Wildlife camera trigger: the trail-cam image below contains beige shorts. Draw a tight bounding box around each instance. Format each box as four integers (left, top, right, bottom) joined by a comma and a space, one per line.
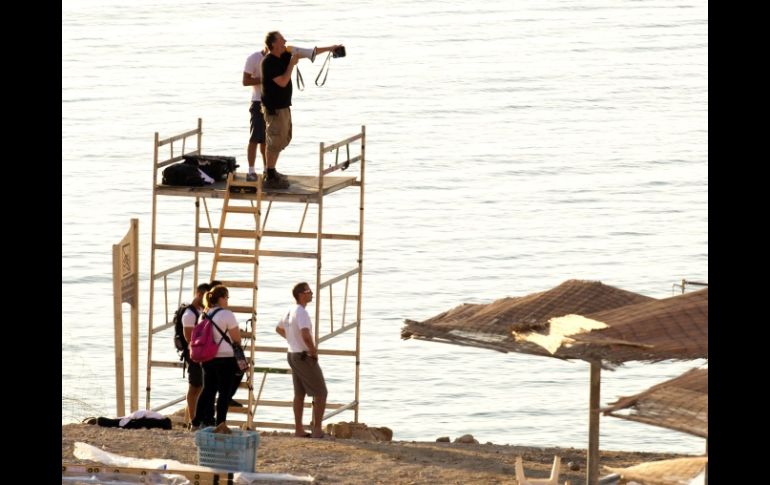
263, 107, 292, 152
287, 352, 327, 398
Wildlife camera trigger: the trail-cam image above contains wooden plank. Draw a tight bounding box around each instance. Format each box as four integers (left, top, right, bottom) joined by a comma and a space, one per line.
150, 360, 183, 368
62, 463, 234, 485
259, 249, 318, 259
155, 153, 197, 169
319, 268, 360, 289
318, 321, 359, 344
220, 228, 260, 238
234, 399, 348, 409
112, 244, 125, 417
322, 155, 362, 175
253, 346, 356, 356
228, 305, 255, 314
154, 174, 357, 202
322, 400, 358, 421
322, 133, 363, 153
216, 255, 257, 264
263, 230, 360, 241
157, 127, 202, 146
225, 205, 260, 214
153, 245, 315, 259
217, 280, 255, 289
251, 367, 291, 374
354, 124, 366, 422
151, 259, 196, 279
150, 321, 174, 334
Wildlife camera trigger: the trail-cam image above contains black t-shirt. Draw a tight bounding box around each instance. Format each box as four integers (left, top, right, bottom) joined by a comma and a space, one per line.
260, 52, 293, 111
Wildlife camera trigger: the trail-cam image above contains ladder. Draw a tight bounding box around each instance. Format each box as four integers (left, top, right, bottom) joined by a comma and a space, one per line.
209, 172, 262, 429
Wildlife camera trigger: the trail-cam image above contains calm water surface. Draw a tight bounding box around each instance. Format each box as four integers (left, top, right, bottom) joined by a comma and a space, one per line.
62, 0, 707, 454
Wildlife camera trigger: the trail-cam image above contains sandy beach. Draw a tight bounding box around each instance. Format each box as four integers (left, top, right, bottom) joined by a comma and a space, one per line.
62, 423, 691, 484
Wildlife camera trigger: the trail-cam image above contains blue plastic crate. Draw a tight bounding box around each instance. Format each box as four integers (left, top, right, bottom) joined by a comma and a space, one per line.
194, 427, 260, 472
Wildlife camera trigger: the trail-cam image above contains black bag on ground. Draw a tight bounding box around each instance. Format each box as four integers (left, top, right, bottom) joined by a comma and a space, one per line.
183, 154, 238, 181
162, 162, 205, 186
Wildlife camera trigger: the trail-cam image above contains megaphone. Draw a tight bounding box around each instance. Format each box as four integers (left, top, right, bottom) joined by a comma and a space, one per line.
286, 45, 317, 62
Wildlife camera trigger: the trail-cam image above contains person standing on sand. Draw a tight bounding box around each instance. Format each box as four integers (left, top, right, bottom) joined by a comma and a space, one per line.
275, 282, 328, 438
190, 285, 241, 429
182, 282, 211, 424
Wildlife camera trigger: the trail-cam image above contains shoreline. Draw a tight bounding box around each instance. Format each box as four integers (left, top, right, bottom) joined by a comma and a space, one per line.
62, 423, 692, 484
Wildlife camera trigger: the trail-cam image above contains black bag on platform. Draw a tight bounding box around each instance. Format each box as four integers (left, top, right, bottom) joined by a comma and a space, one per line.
162, 162, 205, 186
183, 155, 238, 181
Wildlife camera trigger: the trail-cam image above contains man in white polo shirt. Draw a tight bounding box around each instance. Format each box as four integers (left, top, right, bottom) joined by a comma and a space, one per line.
276, 281, 328, 438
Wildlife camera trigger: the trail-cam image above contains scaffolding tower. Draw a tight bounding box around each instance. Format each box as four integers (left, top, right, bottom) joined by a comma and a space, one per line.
145, 118, 365, 430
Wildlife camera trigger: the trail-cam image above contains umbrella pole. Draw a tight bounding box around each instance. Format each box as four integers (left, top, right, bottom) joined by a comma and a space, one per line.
587, 360, 601, 485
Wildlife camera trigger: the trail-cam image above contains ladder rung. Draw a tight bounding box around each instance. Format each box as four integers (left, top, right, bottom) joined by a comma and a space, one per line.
225, 206, 260, 214
218, 280, 255, 289
220, 229, 260, 238
229, 177, 261, 186
216, 255, 257, 264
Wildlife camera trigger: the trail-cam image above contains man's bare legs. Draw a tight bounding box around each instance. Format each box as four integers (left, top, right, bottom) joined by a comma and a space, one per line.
247, 142, 267, 180
186, 385, 202, 425
293, 393, 306, 437
311, 395, 326, 438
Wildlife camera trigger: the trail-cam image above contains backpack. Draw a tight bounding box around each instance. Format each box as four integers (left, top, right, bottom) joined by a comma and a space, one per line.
172, 304, 199, 362
162, 162, 205, 186
183, 154, 238, 181
189, 308, 225, 363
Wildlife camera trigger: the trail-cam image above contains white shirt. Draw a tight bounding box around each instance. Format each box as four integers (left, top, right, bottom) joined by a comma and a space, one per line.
278, 304, 313, 353
181, 306, 199, 329
206, 307, 240, 357
243, 50, 265, 102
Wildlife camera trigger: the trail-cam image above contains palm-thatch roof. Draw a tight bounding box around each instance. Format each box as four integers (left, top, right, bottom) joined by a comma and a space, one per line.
603, 367, 707, 438
556, 288, 708, 363
402, 279, 653, 356
603, 456, 707, 485
403, 282, 707, 365
401, 280, 708, 484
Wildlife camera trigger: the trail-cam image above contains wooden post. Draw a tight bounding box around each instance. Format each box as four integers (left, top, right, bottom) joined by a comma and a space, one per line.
146, 132, 160, 410
112, 243, 126, 417
113, 218, 139, 416
129, 219, 139, 412
587, 361, 601, 485
354, 125, 365, 422
315, 142, 324, 344
704, 436, 708, 485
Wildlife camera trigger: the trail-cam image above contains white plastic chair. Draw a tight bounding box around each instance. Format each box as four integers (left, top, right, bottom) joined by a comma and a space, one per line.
515, 455, 569, 485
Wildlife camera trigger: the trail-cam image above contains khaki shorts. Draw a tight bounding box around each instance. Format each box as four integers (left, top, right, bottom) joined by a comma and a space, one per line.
263, 107, 292, 152
287, 352, 327, 398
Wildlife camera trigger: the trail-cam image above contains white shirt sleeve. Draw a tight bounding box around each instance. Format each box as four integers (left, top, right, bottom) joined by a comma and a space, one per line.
181, 308, 198, 328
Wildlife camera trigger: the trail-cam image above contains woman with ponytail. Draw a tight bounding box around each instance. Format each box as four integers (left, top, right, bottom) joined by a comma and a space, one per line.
190, 285, 241, 429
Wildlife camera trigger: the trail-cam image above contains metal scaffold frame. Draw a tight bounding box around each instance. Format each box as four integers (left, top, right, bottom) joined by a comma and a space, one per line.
144, 118, 365, 430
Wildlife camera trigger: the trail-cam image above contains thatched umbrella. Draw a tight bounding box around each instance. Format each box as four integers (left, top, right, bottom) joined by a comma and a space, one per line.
402, 282, 708, 485
601, 368, 707, 485
603, 367, 707, 439
603, 456, 707, 485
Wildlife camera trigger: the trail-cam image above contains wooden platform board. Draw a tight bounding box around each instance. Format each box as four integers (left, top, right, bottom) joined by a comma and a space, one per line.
155, 173, 358, 203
